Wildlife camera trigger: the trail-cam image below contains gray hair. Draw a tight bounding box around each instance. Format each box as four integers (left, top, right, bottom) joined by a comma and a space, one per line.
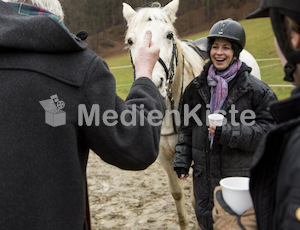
3, 0, 64, 20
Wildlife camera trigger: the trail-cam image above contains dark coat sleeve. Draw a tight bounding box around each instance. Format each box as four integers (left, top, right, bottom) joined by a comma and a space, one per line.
173, 83, 195, 170
274, 126, 300, 229
81, 57, 166, 170
218, 78, 278, 152
250, 119, 300, 230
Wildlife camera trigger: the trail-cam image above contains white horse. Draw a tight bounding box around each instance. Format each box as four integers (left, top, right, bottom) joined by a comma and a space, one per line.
123, 0, 261, 229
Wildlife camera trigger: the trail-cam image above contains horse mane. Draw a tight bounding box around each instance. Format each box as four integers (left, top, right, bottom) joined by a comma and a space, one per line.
169, 40, 204, 109
129, 3, 177, 30
180, 42, 204, 78
150, 2, 161, 8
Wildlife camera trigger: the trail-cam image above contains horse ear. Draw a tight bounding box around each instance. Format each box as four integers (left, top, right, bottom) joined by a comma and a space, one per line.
123, 2, 137, 25
163, 0, 179, 23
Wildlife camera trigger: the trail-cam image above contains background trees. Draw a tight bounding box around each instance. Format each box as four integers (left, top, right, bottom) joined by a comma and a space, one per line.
60, 0, 259, 56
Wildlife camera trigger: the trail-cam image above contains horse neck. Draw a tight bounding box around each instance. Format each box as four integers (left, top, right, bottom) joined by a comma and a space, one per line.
168, 43, 183, 110
169, 40, 204, 110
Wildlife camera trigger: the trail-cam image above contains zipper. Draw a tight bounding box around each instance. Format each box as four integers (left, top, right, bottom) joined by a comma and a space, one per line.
205, 148, 211, 192
197, 89, 209, 105
198, 88, 212, 200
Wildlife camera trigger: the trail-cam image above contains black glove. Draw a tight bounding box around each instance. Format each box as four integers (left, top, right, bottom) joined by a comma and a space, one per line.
214, 126, 222, 141
174, 167, 189, 178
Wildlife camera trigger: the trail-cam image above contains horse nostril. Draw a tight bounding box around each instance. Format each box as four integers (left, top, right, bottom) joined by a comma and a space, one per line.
127, 39, 133, 46
167, 32, 174, 40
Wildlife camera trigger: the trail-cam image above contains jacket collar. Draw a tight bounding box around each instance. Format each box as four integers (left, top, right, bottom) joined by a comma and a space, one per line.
0, 1, 86, 53
270, 85, 300, 123
7, 2, 67, 30
196, 61, 253, 110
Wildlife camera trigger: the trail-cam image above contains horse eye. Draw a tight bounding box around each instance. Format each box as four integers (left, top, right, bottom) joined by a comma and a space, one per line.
167, 32, 174, 40
148, 17, 152, 21
127, 39, 133, 46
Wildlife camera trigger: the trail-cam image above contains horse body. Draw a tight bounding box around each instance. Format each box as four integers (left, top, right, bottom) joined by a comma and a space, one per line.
240, 49, 261, 79
123, 1, 261, 229
124, 1, 203, 228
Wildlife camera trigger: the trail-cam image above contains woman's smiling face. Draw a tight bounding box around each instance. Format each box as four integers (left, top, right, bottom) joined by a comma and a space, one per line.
210, 38, 235, 71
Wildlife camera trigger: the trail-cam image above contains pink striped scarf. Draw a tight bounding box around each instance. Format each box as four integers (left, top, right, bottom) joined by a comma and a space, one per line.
207, 60, 242, 113
207, 60, 242, 149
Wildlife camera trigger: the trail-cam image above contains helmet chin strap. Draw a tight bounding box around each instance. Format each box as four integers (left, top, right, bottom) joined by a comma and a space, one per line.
284, 62, 296, 82
283, 49, 300, 82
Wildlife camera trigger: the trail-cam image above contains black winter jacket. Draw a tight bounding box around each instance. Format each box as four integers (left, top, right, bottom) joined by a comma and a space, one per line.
250, 85, 300, 230
174, 61, 277, 229
0, 2, 165, 230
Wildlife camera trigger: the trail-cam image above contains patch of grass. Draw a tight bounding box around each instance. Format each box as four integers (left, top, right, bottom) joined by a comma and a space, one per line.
105, 53, 133, 99
106, 18, 294, 100
106, 53, 131, 67
271, 87, 294, 100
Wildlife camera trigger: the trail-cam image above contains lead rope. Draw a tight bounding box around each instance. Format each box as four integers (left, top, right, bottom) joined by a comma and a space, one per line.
165, 39, 179, 134
129, 50, 136, 80
177, 55, 185, 128
161, 53, 185, 136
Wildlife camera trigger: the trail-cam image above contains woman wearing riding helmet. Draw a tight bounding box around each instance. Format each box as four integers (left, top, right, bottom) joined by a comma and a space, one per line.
173, 18, 277, 230
247, 0, 300, 229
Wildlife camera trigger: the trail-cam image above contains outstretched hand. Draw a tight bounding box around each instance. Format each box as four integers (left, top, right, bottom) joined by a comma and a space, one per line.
135, 30, 160, 80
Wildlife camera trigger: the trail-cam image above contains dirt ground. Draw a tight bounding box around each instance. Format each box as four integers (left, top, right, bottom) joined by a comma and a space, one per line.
87, 151, 199, 230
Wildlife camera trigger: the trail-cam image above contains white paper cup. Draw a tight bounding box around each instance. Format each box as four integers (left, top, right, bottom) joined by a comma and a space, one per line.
220, 177, 253, 215
208, 113, 224, 126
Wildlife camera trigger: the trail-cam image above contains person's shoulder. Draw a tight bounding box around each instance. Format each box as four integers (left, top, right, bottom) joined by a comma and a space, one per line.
281, 122, 300, 166
245, 71, 273, 93
187, 60, 211, 89
237, 66, 277, 101
77, 48, 110, 72
184, 78, 197, 94
248, 74, 268, 87
76, 47, 99, 62
182, 78, 200, 104
52, 47, 109, 88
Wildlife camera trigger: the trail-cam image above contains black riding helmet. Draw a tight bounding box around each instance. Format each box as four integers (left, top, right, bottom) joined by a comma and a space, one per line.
246, 0, 300, 82
207, 18, 245, 60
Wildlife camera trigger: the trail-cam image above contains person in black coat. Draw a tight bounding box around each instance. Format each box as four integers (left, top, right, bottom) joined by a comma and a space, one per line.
0, 1, 165, 230
246, 0, 300, 229
173, 19, 277, 230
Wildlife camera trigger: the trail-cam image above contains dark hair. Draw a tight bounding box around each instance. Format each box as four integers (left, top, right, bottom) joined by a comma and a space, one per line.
207, 38, 243, 59
285, 16, 300, 34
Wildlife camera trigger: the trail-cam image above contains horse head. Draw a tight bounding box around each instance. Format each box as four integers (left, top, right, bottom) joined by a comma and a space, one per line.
123, 0, 181, 98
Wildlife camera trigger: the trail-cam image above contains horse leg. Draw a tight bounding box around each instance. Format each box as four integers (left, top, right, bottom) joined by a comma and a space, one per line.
158, 151, 189, 230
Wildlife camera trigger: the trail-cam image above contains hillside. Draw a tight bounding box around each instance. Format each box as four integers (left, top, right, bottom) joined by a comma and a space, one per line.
83, 1, 259, 58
